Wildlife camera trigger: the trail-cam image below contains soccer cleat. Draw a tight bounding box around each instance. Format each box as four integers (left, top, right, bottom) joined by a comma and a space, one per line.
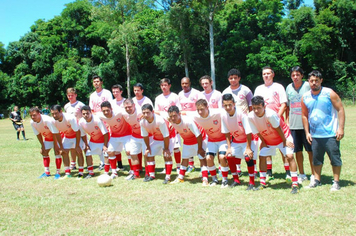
61, 174, 72, 179
38, 173, 50, 178
209, 179, 219, 186
125, 174, 134, 180
202, 180, 209, 186
143, 176, 155, 182
98, 163, 105, 170
77, 174, 84, 179
266, 174, 274, 182
159, 168, 166, 174
253, 184, 267, 191
116, 167, 126, 172
229, 181, 240, 188
221, 180, 229, 188
246, 184, 254, 191
162, 178, 171, 184
171, 178, 184, 184
291, 185, 299, 194
54, 173, 61, 180
186, 166, 195, 174
285, 174, 292, 184
111, 173, 118, 179
85, 174, 94, 179
237, 171, 243, 177
330, 181, 341, 191
298, 175, 308, 184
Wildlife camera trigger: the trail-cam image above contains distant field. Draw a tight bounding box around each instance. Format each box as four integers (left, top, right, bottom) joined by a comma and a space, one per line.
1, 107, 355, 235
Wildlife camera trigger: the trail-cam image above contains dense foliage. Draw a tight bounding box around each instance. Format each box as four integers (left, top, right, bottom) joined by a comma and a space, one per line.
1, 0, 355, 111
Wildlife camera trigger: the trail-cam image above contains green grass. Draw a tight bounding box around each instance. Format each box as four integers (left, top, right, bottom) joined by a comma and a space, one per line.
1, 108, 356, 235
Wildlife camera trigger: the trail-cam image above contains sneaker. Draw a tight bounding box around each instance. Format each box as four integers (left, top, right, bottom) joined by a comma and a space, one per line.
143, 176, 155, 182
253, 184, 267, 191
98, 163, 105, 170
116, 167, 126, 172
209, 179, 219, 186
202, 180, 209, 186
85, 174, 94, 179
126, 174, 138, 181
286, 174, 292, 184
237, 171, 243, 177
162, 178, 171, 184
186, 166, 195, 174
159, 168, 166, 174
246, 184, 254, 191
61, 174, 72, 179
291, 185, 299, 194
308, 179, 321, 188
38, 173, 50, 178
54, 173, 61, 180
111, 173, 118, 179
229, 181, 240, 188
171, 178, 184, 184
77, 174, 84, 179
330, 181, 340, 191
221, 180, 229, 188
298, 174, 308, 184
266, 174, 274, 182
125, 173, 134, 180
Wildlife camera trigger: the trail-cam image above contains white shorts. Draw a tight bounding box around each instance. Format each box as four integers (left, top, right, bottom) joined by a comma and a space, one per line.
107, 135, 131, 152
259, 136, 294, 157
181, 139, 208, 160
206, 140, 227, 155
174, 134, 181, 149
86, 142, 104, 156
62, 137, 84, 150
127, 137, 146, 155
44, 141, 54, 150
147, 138, 174, 157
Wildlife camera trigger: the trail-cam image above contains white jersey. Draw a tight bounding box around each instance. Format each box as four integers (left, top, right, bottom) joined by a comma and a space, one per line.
178, 88, 204, 111
31, 115, 59, 141
89, 89, 113, 113
154, 92, 181, 112
64, 101, 85, 120
201, 90, 222, 109
254, 82, 287, 114
133, 96, 153, 108
222, 85, 253, 114
110, 98, 126, 109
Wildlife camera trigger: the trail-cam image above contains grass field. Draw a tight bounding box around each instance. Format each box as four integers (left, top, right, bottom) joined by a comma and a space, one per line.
1, 107, 356, 235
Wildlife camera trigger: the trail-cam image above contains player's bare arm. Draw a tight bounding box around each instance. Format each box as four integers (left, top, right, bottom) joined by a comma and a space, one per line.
301, 97, 312, 144
330, 91, 345, 141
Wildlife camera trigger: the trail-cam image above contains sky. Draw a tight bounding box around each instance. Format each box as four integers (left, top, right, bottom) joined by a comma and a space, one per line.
0, 0, 315, 49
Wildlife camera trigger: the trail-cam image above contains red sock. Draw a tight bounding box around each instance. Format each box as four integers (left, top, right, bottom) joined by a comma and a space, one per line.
43, 156, 50, 175
55, 157, 62, 170
132, 164, 140, 177
267, 160, 272, 171
179, 166, 187, 177
145, 165, 149, 176
174, 151, 181, 164
138, 153, 143, 170
260, 171, 266, 185
104, 163, 110, 173
201, 167, 208, 179
116, 153, 122, 162
284, 163, 290, 171
109, 158, 117, 170
227, 156, 237, 173
128, 158, 133, 170
165, 162, 173, 175
147, 162, 155, 177
188, 157, 194, 167
88, 166, 94, 174
248, 165, 255, 185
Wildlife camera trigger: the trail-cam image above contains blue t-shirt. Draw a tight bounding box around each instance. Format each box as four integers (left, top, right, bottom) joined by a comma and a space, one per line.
302, 87, 338, 138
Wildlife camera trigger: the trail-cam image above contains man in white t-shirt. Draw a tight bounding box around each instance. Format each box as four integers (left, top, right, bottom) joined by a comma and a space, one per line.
254, 66, 290, 181
286, 66, 314, 185
111, 84, 126, 109
132, 83, 153, 108
89, 75, 113, 114
199, 75, 222, 109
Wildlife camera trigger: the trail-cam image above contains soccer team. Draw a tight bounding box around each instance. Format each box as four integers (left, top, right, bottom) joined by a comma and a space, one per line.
28, 66, 345, 193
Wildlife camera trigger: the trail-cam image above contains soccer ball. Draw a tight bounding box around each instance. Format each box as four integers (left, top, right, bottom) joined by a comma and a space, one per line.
97, 174, 112, 187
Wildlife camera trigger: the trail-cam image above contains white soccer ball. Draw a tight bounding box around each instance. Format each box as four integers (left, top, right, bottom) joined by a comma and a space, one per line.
97, 174, 112, 187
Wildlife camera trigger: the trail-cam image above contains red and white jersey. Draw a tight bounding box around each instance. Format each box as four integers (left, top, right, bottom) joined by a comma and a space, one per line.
187, 109, 226, 142
78, 115, 108, 143
53, 113, 79, 139
254, 82, 287, 114
246, 108, 290, 146
170, 116, 206, 145
96, 109, 132, 138
221, 109, 248, 143
201, 90, 222, 109
133, 96, 153, 108
31, 115, 58, 141
178, 88, 204, 111
154, 92, 181, 112
122, 107, 143, 139
110, 98, 126, 109
64, 101, 85, 120
223, 85, 253, 114
140, 114, 170, 141
89, 89, 113, 113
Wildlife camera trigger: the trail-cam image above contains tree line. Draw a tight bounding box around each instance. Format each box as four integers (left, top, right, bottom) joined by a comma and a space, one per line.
0, 0, 355, 111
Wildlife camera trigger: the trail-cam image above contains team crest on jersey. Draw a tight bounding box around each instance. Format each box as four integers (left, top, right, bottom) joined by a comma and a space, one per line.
273, 92, 277, 96
239, 94, 245, 99
213, 120, 218, 125
183, 129, 188, 133
117, 118, 121, 122
211, 99, 215, 103
95, 126, 99, 130
238, 121, 243, 127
